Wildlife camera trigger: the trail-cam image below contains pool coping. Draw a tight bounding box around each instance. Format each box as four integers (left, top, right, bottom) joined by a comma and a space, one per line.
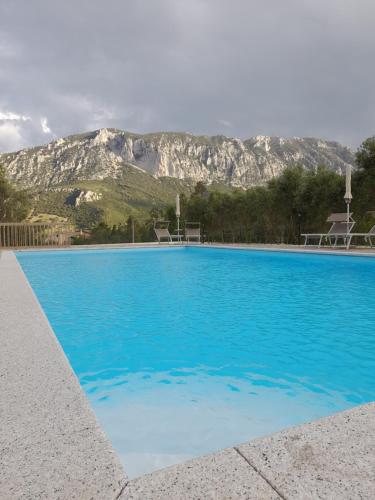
2, 246, 375, 498
14, 241, 375, 258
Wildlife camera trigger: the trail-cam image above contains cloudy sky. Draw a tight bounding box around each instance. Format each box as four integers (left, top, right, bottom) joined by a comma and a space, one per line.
0, 0, 374, 152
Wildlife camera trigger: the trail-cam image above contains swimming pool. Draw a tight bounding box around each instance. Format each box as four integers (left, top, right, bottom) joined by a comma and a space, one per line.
17, 247, 375, 478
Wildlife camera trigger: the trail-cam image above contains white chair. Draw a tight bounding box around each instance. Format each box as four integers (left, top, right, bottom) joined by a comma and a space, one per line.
154, 221, 182, 244
302, 213, 355, 249
351, 224, 375, 248
185, 222, 201, 243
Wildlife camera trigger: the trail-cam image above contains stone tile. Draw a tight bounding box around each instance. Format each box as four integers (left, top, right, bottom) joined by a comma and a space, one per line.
238, 402, 375, 500
0, 427, 126, 500
0, 378, 99, 452
121, 448, 281, 500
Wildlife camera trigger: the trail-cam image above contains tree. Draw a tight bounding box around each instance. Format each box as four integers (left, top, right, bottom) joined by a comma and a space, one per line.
0, 165, 30, 222
301, 166, 344, 232
267, 165, 306, 243
353, 137, 375, 219
356, 137, 375, 177
193, 181, 208, 196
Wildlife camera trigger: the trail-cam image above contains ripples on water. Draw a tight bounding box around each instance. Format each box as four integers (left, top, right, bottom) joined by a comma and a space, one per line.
18, 247, 375, 477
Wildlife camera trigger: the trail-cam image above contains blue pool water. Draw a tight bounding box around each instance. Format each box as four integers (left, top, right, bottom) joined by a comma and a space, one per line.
17, 247, 375, 477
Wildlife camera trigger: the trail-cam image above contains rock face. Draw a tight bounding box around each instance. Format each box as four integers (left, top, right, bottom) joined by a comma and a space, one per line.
0, 128, 355, 189
65, 189, 102, 207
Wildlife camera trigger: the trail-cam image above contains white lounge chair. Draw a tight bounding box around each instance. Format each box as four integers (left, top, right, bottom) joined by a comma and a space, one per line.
302, 213, 355, 248
154, 221, 182, 244
364, 225, 375, 247
154, 227, 172, 243
185, 222, 201, 243
350, 224, 375, 248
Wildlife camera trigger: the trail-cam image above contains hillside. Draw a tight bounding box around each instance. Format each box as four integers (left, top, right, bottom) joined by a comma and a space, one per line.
31, 165, 194, 227
0, 128, 355, 227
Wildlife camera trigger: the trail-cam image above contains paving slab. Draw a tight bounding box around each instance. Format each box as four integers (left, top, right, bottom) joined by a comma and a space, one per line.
0, 251, 127, 498
1, 426, 125, 500
237, 402, 375, 500
0, 308, 100, 450
121, 448, 281, 500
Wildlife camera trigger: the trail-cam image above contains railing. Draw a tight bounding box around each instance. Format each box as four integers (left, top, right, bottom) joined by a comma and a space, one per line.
0, 223, 73, 248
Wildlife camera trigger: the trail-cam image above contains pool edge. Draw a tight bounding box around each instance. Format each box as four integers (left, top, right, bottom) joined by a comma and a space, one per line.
14, 241, 375, 258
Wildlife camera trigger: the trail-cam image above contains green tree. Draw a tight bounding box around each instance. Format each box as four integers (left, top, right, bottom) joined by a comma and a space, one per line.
301, 166, 344, 232
193, 181, 208, 196
267, 165, 306, 243
353, 137, 375, 220
243, 187, 274, 242
356, 137, 375, 176
0, 165, 30, 222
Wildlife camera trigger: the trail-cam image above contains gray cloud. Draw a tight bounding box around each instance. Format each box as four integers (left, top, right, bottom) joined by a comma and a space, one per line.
0, 0, 374, 152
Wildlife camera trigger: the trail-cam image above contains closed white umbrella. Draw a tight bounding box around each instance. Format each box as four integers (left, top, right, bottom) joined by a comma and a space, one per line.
344, 165, 352, 202
176, 194, 180, 217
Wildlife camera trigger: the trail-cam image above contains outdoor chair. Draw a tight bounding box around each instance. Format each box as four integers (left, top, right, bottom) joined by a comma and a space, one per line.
302, 213, 355, 248
185, 222, 201, 243
350, 224, 375, 248
154, 221, 183, 244
364, 224, 375, 247
154, 227, 172, 243
325, 221, 356, 248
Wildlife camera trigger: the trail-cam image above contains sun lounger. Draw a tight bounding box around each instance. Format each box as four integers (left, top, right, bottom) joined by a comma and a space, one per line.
154, 227, 172, 243
364, 224, 375, 247
350, 224, 375, 248
185, 223, 201, 243
302, 213, 355, 248
325, 221, 356, 248
154, 221, 183, 243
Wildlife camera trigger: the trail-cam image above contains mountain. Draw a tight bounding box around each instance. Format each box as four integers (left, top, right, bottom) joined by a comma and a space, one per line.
0, 128, 355, 226
0, 128, 355, 189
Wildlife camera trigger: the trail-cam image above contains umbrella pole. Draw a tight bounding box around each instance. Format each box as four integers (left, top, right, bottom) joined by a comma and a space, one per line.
175, 193, 181, 242
345, 199, 351, 249
346, 200, 350, 232
344, 165, 352, 250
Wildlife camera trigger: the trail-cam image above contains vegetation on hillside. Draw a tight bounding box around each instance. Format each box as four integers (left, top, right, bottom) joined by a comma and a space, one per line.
34, 166, 194, 228
0, 165, 30, 222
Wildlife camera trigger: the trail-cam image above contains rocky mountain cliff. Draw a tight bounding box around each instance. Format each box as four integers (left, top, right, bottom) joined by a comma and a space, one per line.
0, 128, 355, 189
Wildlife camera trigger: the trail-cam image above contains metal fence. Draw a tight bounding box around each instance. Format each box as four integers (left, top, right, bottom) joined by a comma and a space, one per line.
0, 223, 72, 248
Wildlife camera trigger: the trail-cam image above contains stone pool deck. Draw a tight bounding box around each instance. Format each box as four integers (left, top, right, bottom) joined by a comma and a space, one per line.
1, 246, 375, 499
